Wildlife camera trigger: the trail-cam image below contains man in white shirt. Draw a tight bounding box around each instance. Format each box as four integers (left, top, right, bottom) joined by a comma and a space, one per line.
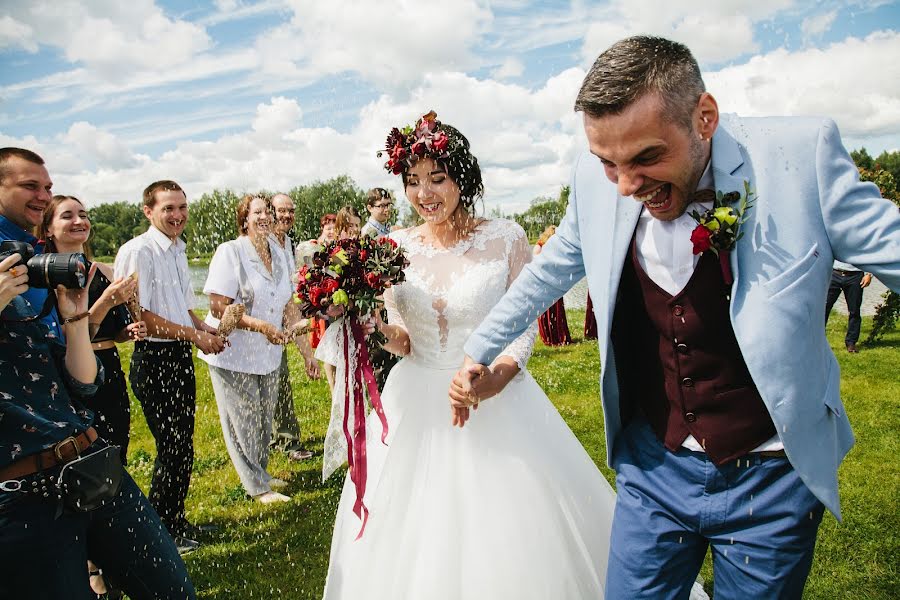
459, 35, 900, 598
114, 180, 224, 552
270, 193, 318, 460
360, 188, 393, 238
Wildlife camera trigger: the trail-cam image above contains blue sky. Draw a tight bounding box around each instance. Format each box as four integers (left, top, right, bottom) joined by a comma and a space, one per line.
2, 0, 899, 212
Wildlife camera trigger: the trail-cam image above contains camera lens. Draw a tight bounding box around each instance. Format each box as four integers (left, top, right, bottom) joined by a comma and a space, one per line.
25, 252, 88, 289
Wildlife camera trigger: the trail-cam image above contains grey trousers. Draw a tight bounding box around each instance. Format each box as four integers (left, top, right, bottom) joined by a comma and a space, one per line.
271, 352, 303, 449
208, 364, 279, 497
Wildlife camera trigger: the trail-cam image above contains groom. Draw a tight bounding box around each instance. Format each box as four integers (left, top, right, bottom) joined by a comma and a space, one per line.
454, 36, 900, 598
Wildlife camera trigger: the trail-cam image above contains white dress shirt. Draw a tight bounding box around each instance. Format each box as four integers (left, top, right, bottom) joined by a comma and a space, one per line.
198, 236, 293, 375
114, 225, 196, 342
634, 162, 783, 453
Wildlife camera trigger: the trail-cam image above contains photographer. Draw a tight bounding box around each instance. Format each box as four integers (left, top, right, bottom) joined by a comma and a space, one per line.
0, 147, 63, 338
0, 148, 196, 599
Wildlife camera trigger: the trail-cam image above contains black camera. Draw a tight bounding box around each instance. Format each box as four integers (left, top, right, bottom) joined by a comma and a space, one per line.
0, 240, 88, 289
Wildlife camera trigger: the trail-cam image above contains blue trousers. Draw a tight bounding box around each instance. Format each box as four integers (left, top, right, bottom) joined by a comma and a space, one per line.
0, 467, 196, 599
606, 420, 824, 599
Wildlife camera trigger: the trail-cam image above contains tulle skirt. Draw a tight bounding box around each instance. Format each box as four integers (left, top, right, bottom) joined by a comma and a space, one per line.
322, 357, 616, 599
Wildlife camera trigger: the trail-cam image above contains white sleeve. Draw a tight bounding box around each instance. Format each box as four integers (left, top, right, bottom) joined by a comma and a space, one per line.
495, 225, 537, 370
114, 242, 154, 311
383, 285, 406, 331
203, 242, 239, 300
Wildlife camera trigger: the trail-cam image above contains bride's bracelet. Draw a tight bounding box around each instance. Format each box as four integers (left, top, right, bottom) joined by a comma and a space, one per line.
61, 311, 90, 325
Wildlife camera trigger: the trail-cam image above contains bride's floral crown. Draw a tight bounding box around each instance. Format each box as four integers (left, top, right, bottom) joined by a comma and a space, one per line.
378, 110, 457, 175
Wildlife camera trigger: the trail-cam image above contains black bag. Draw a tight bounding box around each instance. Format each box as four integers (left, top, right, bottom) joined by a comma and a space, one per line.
57, 445, 123, 512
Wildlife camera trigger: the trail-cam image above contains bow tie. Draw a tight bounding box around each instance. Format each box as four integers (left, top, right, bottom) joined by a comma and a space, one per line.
693, 189, 717, 204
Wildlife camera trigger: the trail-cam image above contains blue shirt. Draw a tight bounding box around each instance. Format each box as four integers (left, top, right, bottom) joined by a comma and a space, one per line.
0, 295, 101, 470
0, 214, 63, 339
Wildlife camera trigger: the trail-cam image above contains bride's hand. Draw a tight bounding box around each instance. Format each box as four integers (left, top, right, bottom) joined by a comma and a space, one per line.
449, 359, 489, 428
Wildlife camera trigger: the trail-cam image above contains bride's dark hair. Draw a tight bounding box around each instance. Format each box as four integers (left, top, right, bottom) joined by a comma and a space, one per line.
381, 111, 484, 217
412, 123, 484, 217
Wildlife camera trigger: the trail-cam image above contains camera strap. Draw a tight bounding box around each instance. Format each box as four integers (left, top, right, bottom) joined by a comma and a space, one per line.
1, 289, 57, 323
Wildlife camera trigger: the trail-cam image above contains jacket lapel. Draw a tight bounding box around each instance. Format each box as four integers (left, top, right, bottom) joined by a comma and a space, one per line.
711, 124, 750, 287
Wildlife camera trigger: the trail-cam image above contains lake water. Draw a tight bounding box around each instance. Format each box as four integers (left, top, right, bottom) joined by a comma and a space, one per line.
188, 265, 887, 316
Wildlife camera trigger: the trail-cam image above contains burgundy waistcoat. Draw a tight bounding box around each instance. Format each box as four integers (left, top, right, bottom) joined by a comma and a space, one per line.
610, 238, 775, 465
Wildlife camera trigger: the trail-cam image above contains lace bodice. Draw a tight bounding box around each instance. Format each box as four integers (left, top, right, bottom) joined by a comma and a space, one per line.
386, 219, 537, 369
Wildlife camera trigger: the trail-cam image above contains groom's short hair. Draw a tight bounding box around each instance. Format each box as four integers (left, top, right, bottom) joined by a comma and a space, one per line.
575, 35, 705, 130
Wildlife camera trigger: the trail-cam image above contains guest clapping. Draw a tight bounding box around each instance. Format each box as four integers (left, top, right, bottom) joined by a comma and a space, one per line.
198, 194, 298, 504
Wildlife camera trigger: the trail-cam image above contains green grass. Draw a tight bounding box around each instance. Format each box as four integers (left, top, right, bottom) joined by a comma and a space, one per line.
117, 310, 899, 598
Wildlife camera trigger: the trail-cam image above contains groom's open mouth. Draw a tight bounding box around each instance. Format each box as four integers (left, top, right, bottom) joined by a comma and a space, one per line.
634, 183, 672, 213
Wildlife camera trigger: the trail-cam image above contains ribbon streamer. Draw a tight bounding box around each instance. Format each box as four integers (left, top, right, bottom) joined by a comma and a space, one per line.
339, 318, 389, 539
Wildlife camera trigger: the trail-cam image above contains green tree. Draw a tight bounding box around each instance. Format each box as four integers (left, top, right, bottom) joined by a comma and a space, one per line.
511, 186, 570, 242
860, 166, 900, 344
850, 147, 875, 170
184, 189, 241, 256
288, 176, 367, 241
88, 201, 145, 259
873, 149, 900, 186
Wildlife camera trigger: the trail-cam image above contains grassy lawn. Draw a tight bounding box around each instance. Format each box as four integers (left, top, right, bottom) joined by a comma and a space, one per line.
117, 310, 899, 598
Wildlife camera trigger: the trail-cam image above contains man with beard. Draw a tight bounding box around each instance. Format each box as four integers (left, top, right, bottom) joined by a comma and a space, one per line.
457, 36, 900, 598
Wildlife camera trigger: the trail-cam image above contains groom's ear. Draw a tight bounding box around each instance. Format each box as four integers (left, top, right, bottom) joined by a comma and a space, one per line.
695, 92, 719, 142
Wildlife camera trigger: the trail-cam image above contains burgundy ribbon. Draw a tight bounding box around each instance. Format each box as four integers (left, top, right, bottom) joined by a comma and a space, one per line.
719, 250, 733, 286
342, 319, 390, 540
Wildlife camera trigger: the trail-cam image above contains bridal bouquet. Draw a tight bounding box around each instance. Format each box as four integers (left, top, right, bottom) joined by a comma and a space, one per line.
294, 235, 408, 538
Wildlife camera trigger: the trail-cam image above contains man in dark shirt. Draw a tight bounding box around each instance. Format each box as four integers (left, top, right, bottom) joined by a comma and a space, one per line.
0, 147, 196, 599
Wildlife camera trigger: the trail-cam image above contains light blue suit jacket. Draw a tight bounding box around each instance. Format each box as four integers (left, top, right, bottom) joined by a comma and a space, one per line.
465, 115, 900, 518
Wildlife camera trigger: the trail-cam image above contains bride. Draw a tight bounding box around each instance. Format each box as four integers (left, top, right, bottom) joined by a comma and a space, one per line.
322, 112, 701, 599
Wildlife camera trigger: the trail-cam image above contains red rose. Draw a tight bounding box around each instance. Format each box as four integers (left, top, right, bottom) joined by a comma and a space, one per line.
432, 131, 449, 152
690, 225, 712, 255
358, 249, 367, 261
309, 286, 323, 307
365, 272, 380, 287
391, 159, 404, 175
411, 139, 428, 156
385, 238, 398, 248
321, 278, 339, 293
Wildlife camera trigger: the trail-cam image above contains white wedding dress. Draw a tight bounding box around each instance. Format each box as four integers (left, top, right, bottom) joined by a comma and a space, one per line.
321, 219, 706, 599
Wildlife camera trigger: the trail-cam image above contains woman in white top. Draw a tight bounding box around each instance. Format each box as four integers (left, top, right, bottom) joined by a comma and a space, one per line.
198, 194, 296, 504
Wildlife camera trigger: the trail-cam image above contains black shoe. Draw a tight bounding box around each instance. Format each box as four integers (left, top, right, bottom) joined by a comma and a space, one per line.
846, 343, 859, 353
173, 535, 200, 555
179, 520, 220, 539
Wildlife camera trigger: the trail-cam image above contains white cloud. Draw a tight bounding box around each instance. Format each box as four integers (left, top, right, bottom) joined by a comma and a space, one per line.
706, 31, 900, 137
579, 0, 794, 66
5, 1, 211, 81
801, 11, 837, 39
267, 0, 493, 87
0, 15, 37, 52
493, 57, 525, 80
60, 122, 140, 170
252, 96, 303, 137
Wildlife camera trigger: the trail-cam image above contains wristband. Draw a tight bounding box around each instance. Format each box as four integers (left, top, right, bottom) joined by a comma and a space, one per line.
61, 311, 90, 325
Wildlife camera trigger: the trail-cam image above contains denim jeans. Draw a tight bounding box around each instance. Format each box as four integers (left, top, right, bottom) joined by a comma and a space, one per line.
606, 420, 824, 599
0, 466, 196, 599
825, 269, 864, 345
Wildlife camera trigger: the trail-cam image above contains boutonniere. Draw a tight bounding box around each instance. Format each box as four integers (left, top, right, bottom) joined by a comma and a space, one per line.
689, 180, 755, 285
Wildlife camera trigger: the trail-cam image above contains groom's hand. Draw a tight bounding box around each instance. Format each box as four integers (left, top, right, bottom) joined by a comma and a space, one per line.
449, 355, 486, 428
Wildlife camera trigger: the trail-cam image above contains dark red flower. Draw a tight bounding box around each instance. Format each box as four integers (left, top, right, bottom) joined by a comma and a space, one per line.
309, 286, 323, 307
321, 278, 339, 294
358, 249, 367, 261
690, 225, 712, 255
410, 139, 427, 156
365, 272, 380, 287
